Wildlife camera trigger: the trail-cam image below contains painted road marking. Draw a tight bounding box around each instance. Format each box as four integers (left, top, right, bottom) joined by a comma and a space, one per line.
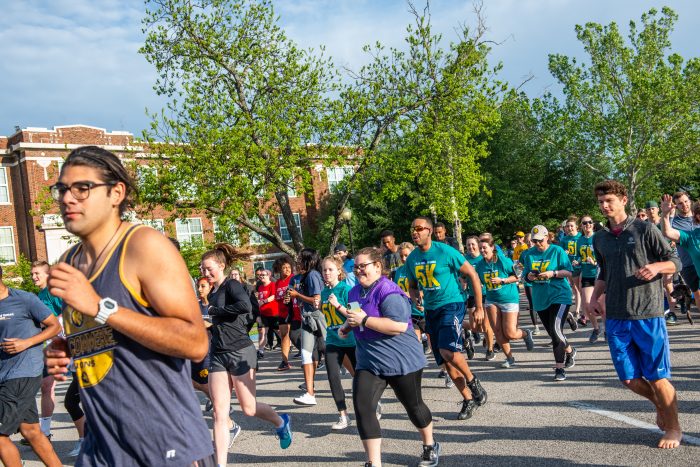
569, 401, 700, 446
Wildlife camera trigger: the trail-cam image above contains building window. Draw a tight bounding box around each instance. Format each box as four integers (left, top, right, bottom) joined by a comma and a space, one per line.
175, 218, 203, 244
248, 215, 271, 245
278, 213, 302, 242
213, 217, 240, 246
326, 166, 354, 192
253, 259, 276, 272
0, 227, 16, 264
0, 168, 9, 204
142, 218, 165, 233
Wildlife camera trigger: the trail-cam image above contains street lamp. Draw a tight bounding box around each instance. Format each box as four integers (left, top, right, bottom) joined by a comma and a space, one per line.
341, 207, 354, 254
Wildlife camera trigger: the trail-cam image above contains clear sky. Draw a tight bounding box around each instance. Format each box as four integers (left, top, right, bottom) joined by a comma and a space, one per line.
1, 0, 697, 137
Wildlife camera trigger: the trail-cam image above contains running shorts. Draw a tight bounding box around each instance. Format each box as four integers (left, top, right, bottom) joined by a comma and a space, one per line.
0, 375, 41, 435
210, 345, 258, 376
606, 317, 671, 381
425, 301, 465, 366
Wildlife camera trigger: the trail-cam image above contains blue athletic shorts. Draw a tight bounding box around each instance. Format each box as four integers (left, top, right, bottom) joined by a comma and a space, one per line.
425, 301, 465, 366
606, 317, 671, 381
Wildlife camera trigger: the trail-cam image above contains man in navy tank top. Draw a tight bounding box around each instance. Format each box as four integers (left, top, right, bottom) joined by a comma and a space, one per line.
44, 146, 215, 466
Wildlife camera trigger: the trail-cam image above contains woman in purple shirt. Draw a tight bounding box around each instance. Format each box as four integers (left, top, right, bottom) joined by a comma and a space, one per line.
341, 247, 439, 467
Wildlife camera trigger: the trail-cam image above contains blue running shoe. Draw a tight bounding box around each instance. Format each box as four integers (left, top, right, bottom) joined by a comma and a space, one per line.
276, 414, 292, 449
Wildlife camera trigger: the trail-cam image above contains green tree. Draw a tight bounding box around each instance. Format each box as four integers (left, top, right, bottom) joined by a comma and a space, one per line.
328, 3, 500, 253
2, 254, 40, 294
139, 0, 339, 258
545, 7, 700, 213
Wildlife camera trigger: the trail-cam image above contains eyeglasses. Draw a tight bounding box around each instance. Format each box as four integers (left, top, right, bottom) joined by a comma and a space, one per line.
411, 226, 431, 233
581, 221, 594, 225
50, 181, 114, 201
353, 261, 377, 272
533, 238, 545, 244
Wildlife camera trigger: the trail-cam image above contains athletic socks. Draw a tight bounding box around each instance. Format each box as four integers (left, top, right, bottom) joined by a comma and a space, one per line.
39, 416, 52, 436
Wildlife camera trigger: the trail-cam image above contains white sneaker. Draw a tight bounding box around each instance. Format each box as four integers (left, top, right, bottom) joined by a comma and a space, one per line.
228, 423, 242, 449
376, 401, 383, 420
293, 392, 317, 406
68, 439, 83, 457
331, 415, 350, 430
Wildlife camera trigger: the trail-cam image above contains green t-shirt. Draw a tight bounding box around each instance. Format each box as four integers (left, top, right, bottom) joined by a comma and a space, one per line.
394, 264, 424, 317
561, 233, 582, 269
38, 288, 63, 317
320, 281, 355, 348
405, 241, 467, 310
521, 244, 573, 311
464, 253, 484, 297
679, 229, 700, 277
576, 234, 598, 279
474, 252, 520, 304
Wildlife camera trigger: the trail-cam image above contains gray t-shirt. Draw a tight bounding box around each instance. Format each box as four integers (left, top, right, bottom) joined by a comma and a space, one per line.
671, 215, 699, 268
355, 294, 427, 376
593, 217, 681, 320
0, 288, 52, 382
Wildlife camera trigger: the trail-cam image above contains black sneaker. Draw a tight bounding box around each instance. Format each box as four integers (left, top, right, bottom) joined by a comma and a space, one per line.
257, 350, 264, 360
493, 342, 501, 353
20, 434, 52, 446
564, 347, 577, 368
466, 377, 487, 406
485, 350, 495, 361
437, 369, 447, 379
577, 316, 588, 327
523, 329, 534, 351
277, 361, 291, 371
457, 398, 478, 420
473, 332, 482, 345
317, 360, 325, 371
466, 337, 475, 360
419, 442, 441, 467
554, 368, 567, 381
666, 312, 678, 325
566, 312, 578, 331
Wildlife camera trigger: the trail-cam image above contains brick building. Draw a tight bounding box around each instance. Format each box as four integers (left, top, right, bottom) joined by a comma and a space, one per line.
0, 125, 353, 275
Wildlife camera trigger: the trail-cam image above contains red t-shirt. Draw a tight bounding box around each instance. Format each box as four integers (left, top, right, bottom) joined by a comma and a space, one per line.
275, 275, 292, 320
257, 282, 279, 318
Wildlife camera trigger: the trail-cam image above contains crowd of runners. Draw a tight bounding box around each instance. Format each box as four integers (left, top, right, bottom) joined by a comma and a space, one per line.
0, 146, 698, 466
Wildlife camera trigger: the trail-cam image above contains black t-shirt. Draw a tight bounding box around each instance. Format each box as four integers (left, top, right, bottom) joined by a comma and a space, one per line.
208, 278, 254, 353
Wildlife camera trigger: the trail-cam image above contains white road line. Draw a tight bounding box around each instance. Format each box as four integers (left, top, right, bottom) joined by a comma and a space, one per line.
569, 401, 700, 447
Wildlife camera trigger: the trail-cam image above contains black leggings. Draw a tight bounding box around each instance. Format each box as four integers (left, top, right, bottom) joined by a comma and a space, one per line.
325, 345, 356, 412
352, 368, 432, 440
536, 303, 571, 364
525, 287, 538, 327
64, 376, 83, 422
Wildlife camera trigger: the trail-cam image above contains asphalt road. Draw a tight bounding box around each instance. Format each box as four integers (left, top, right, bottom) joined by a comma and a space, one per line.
15, 304, 700, 466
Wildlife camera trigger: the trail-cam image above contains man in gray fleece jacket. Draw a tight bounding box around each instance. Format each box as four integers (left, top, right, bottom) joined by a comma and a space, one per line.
590, 180, 682, 450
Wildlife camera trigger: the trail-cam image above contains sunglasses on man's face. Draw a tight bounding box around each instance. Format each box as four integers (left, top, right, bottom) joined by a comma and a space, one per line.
411, 226, 431, 233
533, 238, 545, 244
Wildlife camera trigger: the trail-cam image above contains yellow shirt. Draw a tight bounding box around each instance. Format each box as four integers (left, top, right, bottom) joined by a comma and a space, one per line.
513, 243, 529, 261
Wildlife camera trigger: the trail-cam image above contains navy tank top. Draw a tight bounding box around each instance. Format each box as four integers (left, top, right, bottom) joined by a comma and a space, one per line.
63, 225, 212, 466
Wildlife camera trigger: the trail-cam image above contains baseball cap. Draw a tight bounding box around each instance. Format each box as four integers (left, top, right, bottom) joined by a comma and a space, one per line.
644, 201, 658, 209
530, 225, 548, 241
515, 231, 525, 238
334, 243, 348, 253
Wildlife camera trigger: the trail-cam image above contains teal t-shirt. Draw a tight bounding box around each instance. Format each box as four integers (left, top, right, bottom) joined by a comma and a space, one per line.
474, 252, 520, 304
561, 233, 582, 268
464, 253, 484, 297
405, 241, 466, 310
320, 282, 355, 348
521, 244, 573, 311
394, 264, 424, 317
679, 229, 700, 277
576, 234, 598, 279
38, 288, 63, 317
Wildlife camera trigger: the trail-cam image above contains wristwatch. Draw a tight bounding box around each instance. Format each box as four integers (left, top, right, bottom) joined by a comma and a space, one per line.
95, 297, 119, 325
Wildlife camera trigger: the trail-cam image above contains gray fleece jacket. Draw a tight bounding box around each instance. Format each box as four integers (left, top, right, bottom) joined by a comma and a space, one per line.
593, 216, 681, 320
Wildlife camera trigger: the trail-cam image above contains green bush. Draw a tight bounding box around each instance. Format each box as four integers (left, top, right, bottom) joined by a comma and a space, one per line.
2, 254, 40, 293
